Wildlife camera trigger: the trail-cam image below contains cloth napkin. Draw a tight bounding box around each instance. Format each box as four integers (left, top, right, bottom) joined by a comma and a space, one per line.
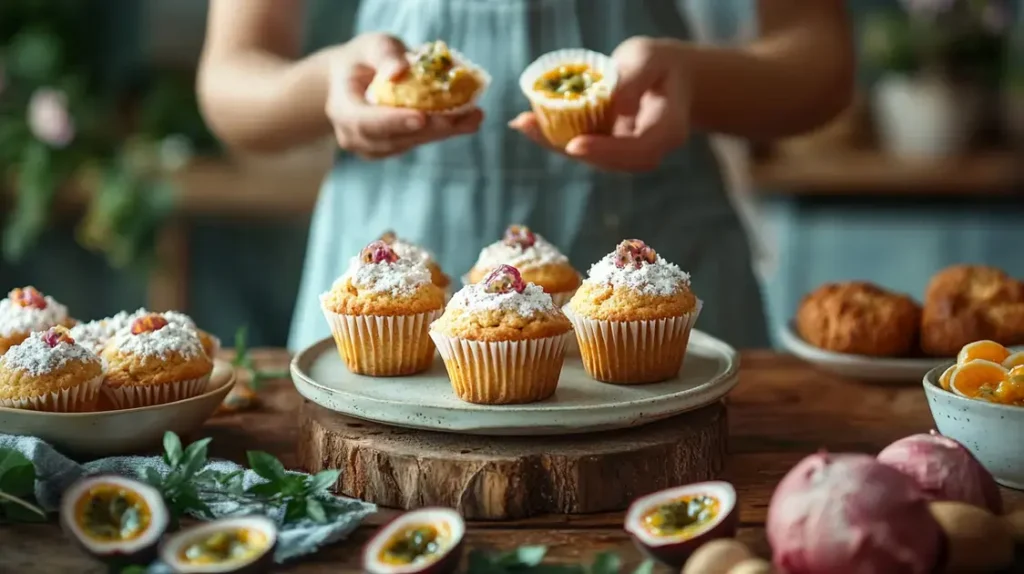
0, 433, 376, 566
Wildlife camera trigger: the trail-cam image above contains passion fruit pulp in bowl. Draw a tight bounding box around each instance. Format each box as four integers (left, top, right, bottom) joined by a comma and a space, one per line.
159, 515, 278, 574
363, 507, 466, 574
60, 474, 170, 567
624, 481, 738, 568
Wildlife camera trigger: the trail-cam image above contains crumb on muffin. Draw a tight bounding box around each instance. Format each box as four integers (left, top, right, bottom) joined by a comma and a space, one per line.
796, 281, 921, 357
321, 240, 445, 316
102, 314, 212, 389
0, 327, 102, 403
467, 225, 580, 294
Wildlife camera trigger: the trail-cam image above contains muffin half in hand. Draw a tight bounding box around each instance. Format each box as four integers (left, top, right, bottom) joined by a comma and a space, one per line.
921, 265, 1024, 356
101, 313, 214, 409
431, 265, 572, 404
565, 240, 701, 384
367, 40, 489, 114
321, 240, 446, 376
0, 327, 103, 412
466, 225, 581, 306
0, 286, 73, 356
796, 281, 921, 357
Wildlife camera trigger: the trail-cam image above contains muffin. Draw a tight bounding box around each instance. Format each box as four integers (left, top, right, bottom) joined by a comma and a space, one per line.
367, 40, 489, 114
0, 287, 73, 356
921, 265, 1024, 356
0, 327, 103, 412
466, 225, 581, 306
320, 240, 446, 376
70, 309, 220, 358
796, 282, 921, 357
430, 264, 572, 404
565, 240, 701, 384
379, 230, 452, 293
519, 49, 618, 147
101, 313, 214, 409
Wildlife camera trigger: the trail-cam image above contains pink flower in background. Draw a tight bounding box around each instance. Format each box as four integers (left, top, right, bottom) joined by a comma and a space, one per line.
28, 88, 75, 148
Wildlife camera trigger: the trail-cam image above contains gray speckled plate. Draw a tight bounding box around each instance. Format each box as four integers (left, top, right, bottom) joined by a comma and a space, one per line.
290, 329, 739, 436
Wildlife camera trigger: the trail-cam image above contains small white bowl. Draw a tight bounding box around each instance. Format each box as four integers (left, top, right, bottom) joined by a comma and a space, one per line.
0, 359, 235, 458
923, 363, 1024, 490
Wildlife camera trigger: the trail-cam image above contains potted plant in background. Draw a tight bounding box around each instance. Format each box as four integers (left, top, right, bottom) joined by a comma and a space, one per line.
862, 0, 1010, 159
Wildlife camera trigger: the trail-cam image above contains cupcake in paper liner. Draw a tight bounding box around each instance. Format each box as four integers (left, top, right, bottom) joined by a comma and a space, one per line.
465, 224, 581, 306
320, 239, 446, 376
565, 239, 701, 384
366, 40, 490, 116
0, 326, 104, 412
430, 264, 572, 405
0, 286, 74, 356
100, 313, 214, 409
519, 49, 618, 148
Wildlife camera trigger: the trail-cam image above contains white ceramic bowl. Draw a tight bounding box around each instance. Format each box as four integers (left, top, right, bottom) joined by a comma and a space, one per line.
0, 359, 235, 458
923, 363, 1024, 490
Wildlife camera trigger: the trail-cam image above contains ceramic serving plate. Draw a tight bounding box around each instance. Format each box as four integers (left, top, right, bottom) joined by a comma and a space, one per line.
291, 329, 739, 436
923, 364, 1024, 490
0, 359, 234, 458
778, 321, 948, 384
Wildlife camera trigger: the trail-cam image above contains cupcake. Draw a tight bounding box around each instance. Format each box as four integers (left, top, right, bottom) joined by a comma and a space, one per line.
0, 287, 73, 356
71, 309, 220, 358
466, 225, 581, 307
320, 240, 446, 376
565, 240, 702, 384
519, 49, 618, 147
430, 264, 572, 404
379, 230, 452, 294
0, 326, 103, 412
367, 40, 489, 115
101, 313, 214, 409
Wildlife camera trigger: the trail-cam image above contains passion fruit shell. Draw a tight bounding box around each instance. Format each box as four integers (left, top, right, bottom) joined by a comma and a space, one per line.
60, 474, 170, 568
159, 515, 278, 574
363, 507, 465, 574
624, 481, 738, 568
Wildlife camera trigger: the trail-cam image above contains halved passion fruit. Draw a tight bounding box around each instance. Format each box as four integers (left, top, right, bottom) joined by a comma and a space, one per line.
159, 515, 278, 574
60, 474, 169, 567
624, 481, 738, 568
363, 507, 465, 574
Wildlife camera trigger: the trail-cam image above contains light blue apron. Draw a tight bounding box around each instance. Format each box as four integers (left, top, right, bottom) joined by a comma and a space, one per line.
290, 0, 769, 352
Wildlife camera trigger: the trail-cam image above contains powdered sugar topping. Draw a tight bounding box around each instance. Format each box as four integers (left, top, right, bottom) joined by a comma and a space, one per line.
448, 282, 557, 317
108, 322, 204, 359
332, 256, 433, 297
473, 233, 568, 271
0, 295, 69, 338
69, 309, 198, 354
388, 237, 435, 266
585, 253, 690, 296
1, 330, 101, 376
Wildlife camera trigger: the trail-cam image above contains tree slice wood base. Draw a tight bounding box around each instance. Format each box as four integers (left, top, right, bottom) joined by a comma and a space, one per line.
298, 400, 728, 520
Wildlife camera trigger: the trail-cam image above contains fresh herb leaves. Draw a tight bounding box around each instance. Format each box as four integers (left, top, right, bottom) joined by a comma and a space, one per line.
145, 431, 344, 526
230, 326, 289, 390
468, 546, 655, 574
0, 447, 46, 522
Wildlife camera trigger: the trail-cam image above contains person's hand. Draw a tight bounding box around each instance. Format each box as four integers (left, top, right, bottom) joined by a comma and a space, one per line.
510, 37, 691, 172
326, 33, 484, 160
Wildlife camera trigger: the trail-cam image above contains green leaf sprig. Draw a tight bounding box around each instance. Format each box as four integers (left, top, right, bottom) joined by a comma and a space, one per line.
0, 448, 47, 522
230, 326, 289, 390
468, 546, 655, 574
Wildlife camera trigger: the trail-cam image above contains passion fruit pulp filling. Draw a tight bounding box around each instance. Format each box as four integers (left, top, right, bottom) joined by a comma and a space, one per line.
75, 485, 152, 542
412, 42, 474, 89
379, 523, 451, 565
180, 529, 268, 565
642, 495, 720, 538
533, 64, 603, 99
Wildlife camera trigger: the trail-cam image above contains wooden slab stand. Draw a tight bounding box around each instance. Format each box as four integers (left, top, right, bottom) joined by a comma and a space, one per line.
298, 400, 728, 520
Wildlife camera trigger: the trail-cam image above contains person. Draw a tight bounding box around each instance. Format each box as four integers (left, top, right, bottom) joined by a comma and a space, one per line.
197, 0, 853, 353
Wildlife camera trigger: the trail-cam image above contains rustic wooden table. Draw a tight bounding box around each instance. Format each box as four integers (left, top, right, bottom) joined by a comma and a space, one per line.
3, 350, 1022, 573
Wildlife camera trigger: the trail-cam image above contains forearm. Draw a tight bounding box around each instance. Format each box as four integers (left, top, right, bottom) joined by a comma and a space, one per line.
679, 2, 854, 140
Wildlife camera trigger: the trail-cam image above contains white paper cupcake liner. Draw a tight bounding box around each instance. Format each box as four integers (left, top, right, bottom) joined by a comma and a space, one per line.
365, 45, 491, 117
102, 374, 211, 410
322, 307, 443, 376
0, 374, 103, 412
429, 331, 569, 404
565, 300, 703, 385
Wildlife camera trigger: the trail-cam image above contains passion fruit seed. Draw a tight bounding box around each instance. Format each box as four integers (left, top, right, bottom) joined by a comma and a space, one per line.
682, 539, 753, 574
644, 496, 718, 536
10, 286, 47, 309
502, 224, 536, 249
483, 265, 527, 294
382, 525, 442, 565
182, 529, 265, 564
131, 314, 169, 335
42, 326, 75, 348
928, 501, 1013, 574
361, 240, 400, 265
613, 239, 657, 269
82, 488, 148, 542
379, 230, 398, 245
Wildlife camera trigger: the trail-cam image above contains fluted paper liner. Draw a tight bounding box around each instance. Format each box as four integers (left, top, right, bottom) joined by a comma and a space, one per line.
102, 374, 211, 410
430, 331, 569, 404
0, 374, 102, 412
519, 48, 618, 148
323, 307, 443, 377
565, 300, 703, 384
365, 45, 491, 117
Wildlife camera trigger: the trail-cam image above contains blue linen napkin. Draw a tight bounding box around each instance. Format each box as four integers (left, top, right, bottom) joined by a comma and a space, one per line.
0, 433, 376, 565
